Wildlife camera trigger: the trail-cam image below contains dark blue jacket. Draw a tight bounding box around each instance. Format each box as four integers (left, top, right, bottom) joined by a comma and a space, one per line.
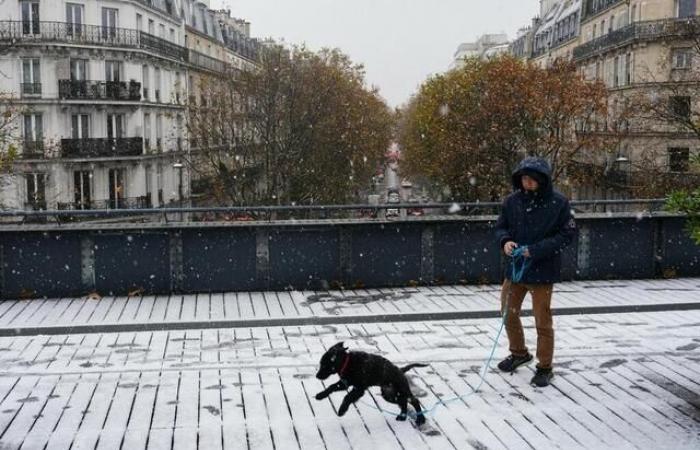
494, 157, 577, 284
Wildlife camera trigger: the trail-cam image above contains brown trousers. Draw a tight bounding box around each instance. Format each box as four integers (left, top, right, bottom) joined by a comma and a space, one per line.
500, 279, 554, 369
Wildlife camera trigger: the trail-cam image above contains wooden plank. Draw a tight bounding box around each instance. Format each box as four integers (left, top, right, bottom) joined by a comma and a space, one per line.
260, 370, 301, 450
18, 374, 77, 450
165, 295, 184, 322
70, 373, 120, 450
87, 296, 116, 324
240, 370, 274, 449
219, 369, 249, 450
0, 375, 56, 447
210, 293, 225, 322
146, 371, 179, 450
102, 296, 128, 324
95, 373, 140, 450
194, 293, 211, 322
120, 373, 159, 449
43, 375, 99, 450
149, 295, 170, 323
134, 295, 157, 324
172, 370, 199, 450
263, 292, 284, 318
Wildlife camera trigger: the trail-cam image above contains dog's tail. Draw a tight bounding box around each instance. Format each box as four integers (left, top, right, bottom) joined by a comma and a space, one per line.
401, 363, 428, 373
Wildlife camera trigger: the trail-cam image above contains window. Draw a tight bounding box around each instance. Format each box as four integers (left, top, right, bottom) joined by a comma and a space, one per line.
144, 113, 152, 149
108, 168, 126, 209
73, 170, 93, 209
71, 114, 89, 139
170, 28, 176, 43
102, 8, 118, 39
154, 68, 161, 102
613, 56, 619, 87
145, 165, 153, 206
631, 5, 637, 22
669, 96, 691, 119
70, 59, 87, 81
592, 24, 597, 39
25, 173, 46, 209
669, 148, 690, 172
107, 114, 124, 139
672, 48, 693, 69
66, 3, 84, 36
21, 58, 41, 96
601, 20, 605, 35
175, 72, 181, 103
105, 60, 122, 82
156, 164, 164, 205
677, 0, 697, 18
156, 114, 163, 150
142, 65, 150, 100
159, 24, 166, 38
136, 14, 143, 32
20, 1, 40, 35
23, 114, 43, 154
148, 19, 155, 35
609, 15, 614, 32
625, 53, 632, 85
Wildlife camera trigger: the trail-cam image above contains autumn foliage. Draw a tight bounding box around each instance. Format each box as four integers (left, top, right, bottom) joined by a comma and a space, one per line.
398, 55, 612, 201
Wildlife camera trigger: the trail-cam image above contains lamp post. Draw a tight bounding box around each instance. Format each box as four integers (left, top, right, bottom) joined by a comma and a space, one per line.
173, 161, 184, 221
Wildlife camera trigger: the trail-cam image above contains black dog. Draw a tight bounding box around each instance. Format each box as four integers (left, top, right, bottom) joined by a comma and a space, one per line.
315, 342, 427, 425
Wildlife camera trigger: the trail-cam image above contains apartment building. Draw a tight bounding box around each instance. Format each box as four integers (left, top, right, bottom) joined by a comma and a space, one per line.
0, 0, 259, 212
510, 0, 700, 199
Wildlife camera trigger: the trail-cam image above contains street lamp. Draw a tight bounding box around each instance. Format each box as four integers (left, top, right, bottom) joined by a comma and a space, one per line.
173, 161, 184, 206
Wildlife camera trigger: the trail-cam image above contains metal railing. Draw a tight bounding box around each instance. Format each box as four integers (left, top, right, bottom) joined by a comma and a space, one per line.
582, 0, 626, 21
20, 82, 41, 96
574, 16, 700, 60
0, 21, 187, 61
60, 137, 143, 158
58, 79, 142, 101
20, 140, 45, 159
0, 199, 670, 223
57, 196, 151, 211
189, 49, 228, 74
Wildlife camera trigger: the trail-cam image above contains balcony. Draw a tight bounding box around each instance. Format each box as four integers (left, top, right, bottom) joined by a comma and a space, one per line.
20, 82, 41, 97
21, 140, 45, 159
573, 16, 700, 61
582, 0, 626, 21
57, 196, 151, 211
0, 21, 187, 62
58, 80, 141, 101
60, 137, 143, 158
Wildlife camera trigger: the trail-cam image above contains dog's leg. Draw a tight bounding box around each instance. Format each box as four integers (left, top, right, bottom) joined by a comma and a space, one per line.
395, 392, 409, 421
410, 397, 426, 426
315, 380, 347, 400
337, 387, 365, 416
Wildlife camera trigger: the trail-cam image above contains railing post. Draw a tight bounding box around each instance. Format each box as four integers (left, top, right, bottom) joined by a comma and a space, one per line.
80, 235, 96, 292
577, 223, 591, 279
169, 231, 184, 293
421, 226, 435, 284
339, 227, 352, 287
256, 228, 270, 289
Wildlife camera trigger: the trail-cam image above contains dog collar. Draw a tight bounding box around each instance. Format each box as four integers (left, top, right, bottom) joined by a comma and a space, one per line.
338, 354, 351, 377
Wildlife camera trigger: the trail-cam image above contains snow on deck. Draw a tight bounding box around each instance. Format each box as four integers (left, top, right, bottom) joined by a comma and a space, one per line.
0, 279, 698, 449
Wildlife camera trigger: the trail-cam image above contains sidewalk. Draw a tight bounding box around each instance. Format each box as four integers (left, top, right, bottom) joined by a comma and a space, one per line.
0, 279, 698, 449
0, 278, 698, 335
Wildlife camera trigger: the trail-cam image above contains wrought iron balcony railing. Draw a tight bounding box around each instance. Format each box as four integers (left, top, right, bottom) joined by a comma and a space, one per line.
58, 80, 142, 101
0, 21, 187, 61
573, 16, 700, 61
21, 140, 45, 159
60, 137, 143, 158
57, 196, 151, 211
20, 82, 41, 96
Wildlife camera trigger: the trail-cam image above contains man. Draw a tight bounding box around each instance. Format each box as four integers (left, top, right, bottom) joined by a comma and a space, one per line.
494, 157, 577, 387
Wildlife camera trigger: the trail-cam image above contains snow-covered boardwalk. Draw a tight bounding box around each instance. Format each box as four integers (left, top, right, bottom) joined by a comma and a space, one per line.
0, 279, 698, 449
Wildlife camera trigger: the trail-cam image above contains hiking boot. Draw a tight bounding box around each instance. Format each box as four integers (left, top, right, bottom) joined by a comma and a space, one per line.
497, 353, 533, 372
531, 367, 553, 387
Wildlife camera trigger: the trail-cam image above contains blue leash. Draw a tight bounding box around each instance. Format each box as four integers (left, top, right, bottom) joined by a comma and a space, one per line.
356, 246, 530, 421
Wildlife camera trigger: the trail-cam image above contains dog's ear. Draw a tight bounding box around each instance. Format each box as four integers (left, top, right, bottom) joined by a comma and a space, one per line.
332, 341, 347, 352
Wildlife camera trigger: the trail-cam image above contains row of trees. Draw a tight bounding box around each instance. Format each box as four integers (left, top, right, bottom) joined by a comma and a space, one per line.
185, 45, 392, 206
397, 56, 612, 201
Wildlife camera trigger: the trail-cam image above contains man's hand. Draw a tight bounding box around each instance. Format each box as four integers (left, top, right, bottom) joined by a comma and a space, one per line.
522, 247, 531, 258
503, 241, 518, 256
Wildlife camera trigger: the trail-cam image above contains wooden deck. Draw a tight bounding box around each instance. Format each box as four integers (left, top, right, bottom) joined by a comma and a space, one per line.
0, 277, 698, 449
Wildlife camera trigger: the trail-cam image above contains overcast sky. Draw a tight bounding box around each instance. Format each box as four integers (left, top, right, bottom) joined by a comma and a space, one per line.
210, 0, 539, 108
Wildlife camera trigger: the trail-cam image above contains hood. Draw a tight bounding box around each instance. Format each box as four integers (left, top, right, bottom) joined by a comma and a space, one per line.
511, 156, 553, 195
